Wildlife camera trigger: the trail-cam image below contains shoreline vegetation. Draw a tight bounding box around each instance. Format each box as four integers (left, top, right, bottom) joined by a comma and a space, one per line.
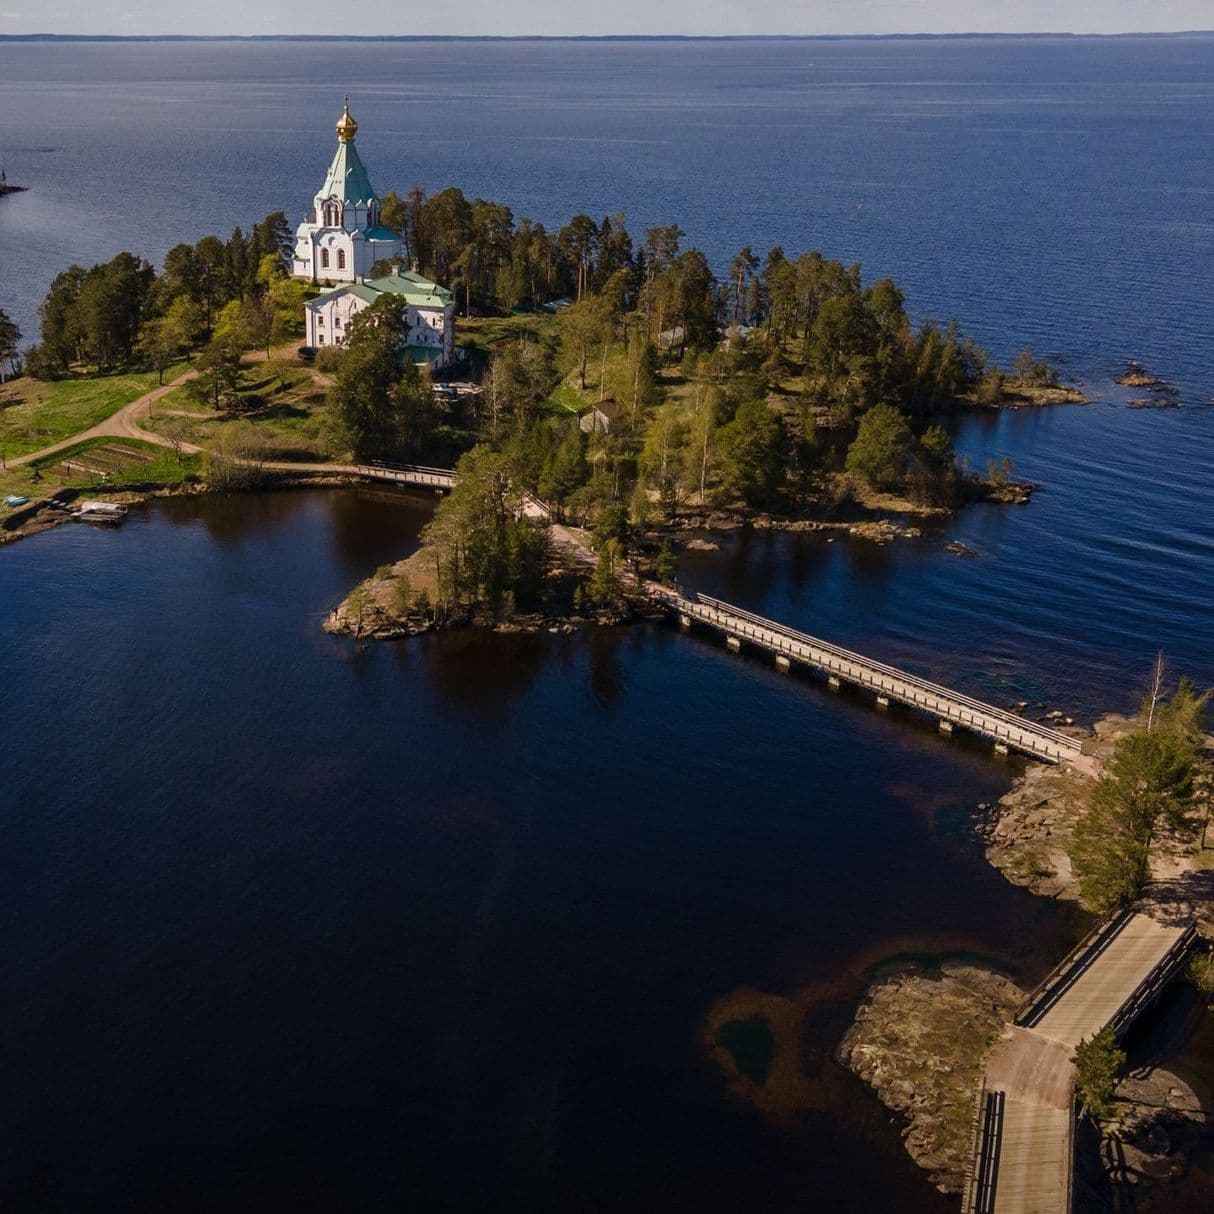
3, 183, 1100, 550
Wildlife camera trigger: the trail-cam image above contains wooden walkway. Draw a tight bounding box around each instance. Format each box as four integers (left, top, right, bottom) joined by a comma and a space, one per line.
652, 587, 1087, 767
961, 911, 1197, 1214
334, 462, 551, 520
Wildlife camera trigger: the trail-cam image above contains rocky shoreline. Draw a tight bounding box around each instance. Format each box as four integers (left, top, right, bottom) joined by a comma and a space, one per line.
321, 543, 636, 641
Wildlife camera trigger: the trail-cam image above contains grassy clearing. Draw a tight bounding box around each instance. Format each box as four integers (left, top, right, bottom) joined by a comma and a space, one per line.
143, 362, 340, 463
456, 312, 557, 358
0, 365, 189, 460
544, 382, 589, 415
0, 437, 202, 518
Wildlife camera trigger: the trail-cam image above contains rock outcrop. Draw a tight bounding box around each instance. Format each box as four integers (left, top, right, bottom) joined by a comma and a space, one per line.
837, 962, 1024, 1193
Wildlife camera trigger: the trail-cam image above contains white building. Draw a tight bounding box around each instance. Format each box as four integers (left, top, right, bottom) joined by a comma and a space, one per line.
305, 268, 457, 371
295, 98, 458, 371
292, 98, 407, 284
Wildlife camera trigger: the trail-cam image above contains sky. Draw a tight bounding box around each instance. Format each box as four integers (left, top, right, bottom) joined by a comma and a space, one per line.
0, 0, 1211, 37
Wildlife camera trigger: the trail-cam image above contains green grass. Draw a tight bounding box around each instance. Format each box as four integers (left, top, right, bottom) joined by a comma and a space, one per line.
150, 383, 212, 415
141, 362, 338, 462
143, 394, 336, 463
455, 312, 558, 357
0, 365, 189, 461
0, 437, 202, 518
544, 382, 589, 415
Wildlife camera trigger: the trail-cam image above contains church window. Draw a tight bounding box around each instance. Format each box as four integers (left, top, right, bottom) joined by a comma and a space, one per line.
317, 315, 324, 326
321, 248, 330, 270
337, 249, 347, 271
318, 334, 326, 345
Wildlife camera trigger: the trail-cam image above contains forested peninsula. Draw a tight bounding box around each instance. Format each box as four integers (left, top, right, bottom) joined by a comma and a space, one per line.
3, 188, 1083, 582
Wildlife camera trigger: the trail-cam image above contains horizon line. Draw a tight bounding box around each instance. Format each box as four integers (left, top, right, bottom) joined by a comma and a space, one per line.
3, 31, 1214, 43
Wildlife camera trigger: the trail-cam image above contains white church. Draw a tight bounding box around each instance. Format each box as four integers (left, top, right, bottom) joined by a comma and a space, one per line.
293, 99, 456, 370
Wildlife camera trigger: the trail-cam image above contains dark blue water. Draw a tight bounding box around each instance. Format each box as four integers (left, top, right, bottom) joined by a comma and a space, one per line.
2, 489, 1081, 1213
2, 37, 1214, 1212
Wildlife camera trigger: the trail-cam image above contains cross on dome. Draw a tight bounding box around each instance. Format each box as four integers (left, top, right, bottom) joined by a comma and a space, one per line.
336, 96, 358, 143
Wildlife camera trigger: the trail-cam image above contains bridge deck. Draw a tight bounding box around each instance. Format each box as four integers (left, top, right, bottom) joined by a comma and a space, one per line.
1031, 915, 1189, 1047
993, 1100, 1074, 1214
963, 911, 1195, 1214
658, 588, 1085, 766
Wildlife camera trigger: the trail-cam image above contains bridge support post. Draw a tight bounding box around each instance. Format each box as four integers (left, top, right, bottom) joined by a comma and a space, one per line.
828, 676, 841, 691
939, 720, 953, 735
876, 695, 890, 709
775, 655, 791, 673
726, 636, 742, 653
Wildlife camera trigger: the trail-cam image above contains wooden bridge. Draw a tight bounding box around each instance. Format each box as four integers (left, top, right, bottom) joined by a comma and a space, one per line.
961, 910, 1198, 1214
349, 462, 552, 520
651, 587, 1087, 767
329, 467, 1083, 767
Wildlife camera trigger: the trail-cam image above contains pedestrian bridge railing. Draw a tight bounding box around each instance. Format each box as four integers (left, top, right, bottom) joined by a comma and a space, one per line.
655, 587, 1085, 765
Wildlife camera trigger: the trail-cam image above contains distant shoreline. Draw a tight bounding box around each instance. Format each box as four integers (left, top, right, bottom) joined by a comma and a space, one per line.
2, 32, 1213, 44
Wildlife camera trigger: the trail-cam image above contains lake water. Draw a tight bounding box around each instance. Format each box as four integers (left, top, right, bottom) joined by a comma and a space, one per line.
2, 37, 1213, 1212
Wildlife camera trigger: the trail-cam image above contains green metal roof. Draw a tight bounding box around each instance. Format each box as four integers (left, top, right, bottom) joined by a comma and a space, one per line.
308, 269, 452, 310
317, 138, 376, 207
363, 225, 403, 242
338, 283, 381, 305
364, 269, 453, 305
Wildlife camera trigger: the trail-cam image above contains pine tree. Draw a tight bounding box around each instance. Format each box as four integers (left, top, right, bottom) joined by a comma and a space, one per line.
1069, 676, 1209, 912
1073, 1029, 1125, 1122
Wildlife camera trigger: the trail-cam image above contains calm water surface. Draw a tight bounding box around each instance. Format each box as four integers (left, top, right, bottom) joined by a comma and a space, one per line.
2, 36, 1213, 1213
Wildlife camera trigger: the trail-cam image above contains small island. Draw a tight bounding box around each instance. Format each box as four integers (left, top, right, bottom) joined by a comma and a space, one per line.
0, 168, 27, 195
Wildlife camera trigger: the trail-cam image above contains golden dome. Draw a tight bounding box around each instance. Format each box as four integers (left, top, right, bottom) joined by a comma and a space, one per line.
336, 96, 358, 143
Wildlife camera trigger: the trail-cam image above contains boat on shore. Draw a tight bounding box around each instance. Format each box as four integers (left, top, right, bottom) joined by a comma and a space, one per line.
74, 500, 128, 524
4, 494, 30, 508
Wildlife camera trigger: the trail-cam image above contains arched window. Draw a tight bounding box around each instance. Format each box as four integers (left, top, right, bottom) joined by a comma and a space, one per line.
321, 248, 330, 270
337, 249, 346, 271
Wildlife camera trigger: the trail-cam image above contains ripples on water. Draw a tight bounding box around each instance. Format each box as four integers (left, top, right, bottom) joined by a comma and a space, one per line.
1, 35, 1213, 1213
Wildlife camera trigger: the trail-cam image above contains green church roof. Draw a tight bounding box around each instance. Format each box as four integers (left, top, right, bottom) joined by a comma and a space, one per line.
308, 268, 453, 310
318, 137, 377, 207
364, 269, 453, 305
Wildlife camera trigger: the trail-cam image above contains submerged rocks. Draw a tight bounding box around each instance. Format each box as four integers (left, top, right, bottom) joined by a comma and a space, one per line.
837, 962, 1024, 1193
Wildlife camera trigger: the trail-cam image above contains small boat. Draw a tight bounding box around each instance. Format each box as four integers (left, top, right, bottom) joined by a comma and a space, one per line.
74, 499, 128, 524
3, 494, 29, 507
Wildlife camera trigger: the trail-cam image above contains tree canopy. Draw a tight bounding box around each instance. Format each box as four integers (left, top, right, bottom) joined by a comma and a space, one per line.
1070, 674, 1210, 913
